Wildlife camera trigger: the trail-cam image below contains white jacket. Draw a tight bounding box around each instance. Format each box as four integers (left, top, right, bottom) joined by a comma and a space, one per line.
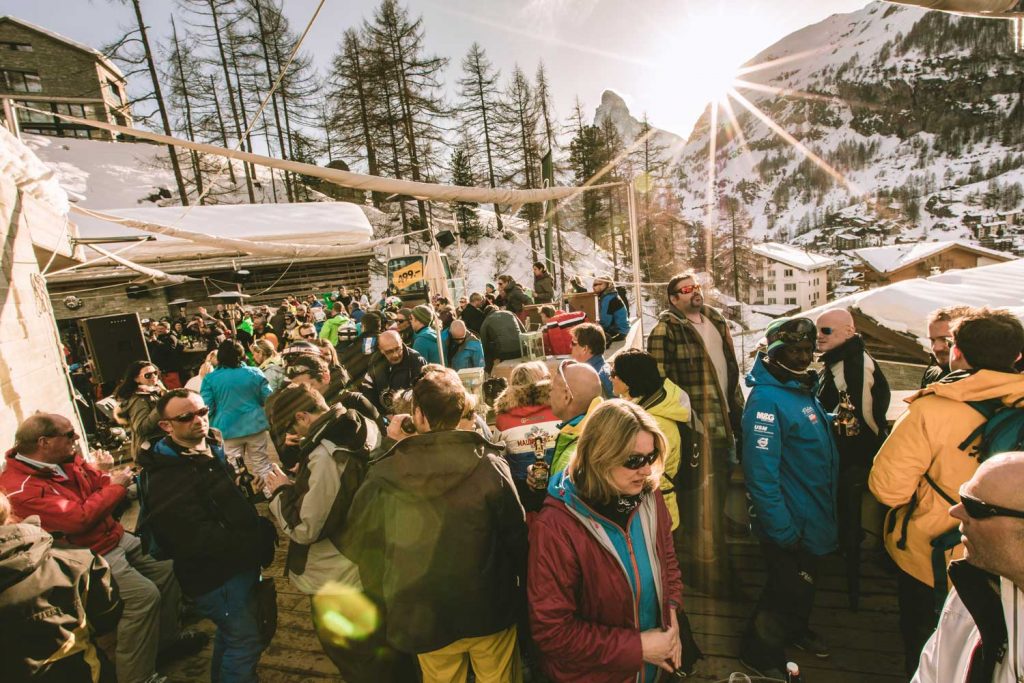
914, 575, 1024, 683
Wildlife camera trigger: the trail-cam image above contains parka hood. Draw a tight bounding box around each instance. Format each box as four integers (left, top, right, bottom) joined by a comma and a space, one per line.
0, 519, 52, 591
910, 368, 1024, 407
370, 430, 503, 498
643, 379, 691, 423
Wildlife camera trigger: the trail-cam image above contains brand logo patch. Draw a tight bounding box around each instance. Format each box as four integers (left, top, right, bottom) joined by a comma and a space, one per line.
756, 437, 770, 450
756, 412, 775, 423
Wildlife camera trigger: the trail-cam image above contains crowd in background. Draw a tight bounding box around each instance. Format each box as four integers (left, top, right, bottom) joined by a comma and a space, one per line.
5, 262, 1024, 683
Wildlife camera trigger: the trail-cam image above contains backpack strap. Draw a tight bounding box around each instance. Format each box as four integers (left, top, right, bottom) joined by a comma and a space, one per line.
930, 528, 962, 614
958, 399, 1004, 452
894, 469, 954, 551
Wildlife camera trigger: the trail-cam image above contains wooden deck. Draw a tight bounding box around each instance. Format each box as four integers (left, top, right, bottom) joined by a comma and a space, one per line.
159, 520, 904, 683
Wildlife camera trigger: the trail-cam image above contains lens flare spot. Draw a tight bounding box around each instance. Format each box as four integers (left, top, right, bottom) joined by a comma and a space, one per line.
312, 582, 379, 646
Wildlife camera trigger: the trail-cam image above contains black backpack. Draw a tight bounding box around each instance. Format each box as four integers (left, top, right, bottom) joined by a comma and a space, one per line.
134, 468, 168, 561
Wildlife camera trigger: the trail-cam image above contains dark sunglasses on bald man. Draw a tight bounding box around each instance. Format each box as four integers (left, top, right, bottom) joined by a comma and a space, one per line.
167, 406, 210, 423
959, 492, 1024, 520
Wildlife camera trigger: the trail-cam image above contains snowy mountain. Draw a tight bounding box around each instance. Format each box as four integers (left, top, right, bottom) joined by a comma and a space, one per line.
594, 90, 686, 158
675, 1, 1024, 257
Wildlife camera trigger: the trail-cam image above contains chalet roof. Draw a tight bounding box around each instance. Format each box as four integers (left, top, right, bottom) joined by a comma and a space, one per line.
805, 259, 1024, 358
852, 240, 1015, 274
0, 16, 125, 81
751, 241, 834, 271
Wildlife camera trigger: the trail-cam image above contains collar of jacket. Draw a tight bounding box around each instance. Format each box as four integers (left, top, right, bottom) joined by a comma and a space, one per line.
300, 403, 379, 461
948, 559, 1007, 683
819, 334, 866, 366
2, 451, 80, 479
638, 387, 668, 412
142, 430, 225, 468
557, 411, 588, 432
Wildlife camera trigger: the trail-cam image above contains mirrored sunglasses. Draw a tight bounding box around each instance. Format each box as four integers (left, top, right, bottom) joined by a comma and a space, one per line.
622, 451, 658, 470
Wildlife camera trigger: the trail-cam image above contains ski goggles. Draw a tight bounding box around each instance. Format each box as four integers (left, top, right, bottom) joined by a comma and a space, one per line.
766, 317, 817, 352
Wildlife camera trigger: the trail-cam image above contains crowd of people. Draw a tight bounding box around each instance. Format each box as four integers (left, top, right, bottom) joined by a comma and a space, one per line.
4, 263, 1024, 683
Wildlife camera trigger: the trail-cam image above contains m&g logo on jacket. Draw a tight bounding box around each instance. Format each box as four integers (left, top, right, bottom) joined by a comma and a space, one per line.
755, 412, 775, 423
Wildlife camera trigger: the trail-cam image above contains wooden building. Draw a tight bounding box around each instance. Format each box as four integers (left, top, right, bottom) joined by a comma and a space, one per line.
0, 16, 132, 140
851, 240, 1016, 286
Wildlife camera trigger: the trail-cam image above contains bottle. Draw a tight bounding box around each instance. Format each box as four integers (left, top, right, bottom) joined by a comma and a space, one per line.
786, 661, 803, 683
529, 434, 550, 490
231, 455, 258, 501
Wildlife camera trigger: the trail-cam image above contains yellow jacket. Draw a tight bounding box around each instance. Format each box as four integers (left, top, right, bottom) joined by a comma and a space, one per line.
869, 370, 1024, 587
637, 379, 692, 531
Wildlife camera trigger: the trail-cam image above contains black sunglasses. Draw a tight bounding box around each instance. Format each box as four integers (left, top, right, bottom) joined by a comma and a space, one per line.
623, 451, 658, 470
168, 406, 210, 423
960, 492, 1024, 520
143, 371, 160, 379
818, 327, 834, 336
45, 429, 77, 440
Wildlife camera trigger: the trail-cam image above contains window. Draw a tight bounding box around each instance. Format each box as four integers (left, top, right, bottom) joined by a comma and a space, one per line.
105, 79, 124, 104
12, 100, 99, 139
785, 297, 797, 305
1, 69, 42, 93
784, 268, 794, 277
784, 283, 796, 292
766, 270, 775, 279
767, 298, 777, 304
0, 42, 33, 52
767, 283, 776, 291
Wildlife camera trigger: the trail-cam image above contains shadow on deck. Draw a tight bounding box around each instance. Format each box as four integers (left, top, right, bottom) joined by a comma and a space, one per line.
160, 529, 904, 683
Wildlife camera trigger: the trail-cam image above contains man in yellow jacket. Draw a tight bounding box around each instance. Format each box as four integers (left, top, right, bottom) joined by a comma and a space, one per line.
869, 307, 1024, 677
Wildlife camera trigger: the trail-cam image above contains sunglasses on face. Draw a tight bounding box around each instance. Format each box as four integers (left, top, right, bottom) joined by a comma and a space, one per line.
396, 318, 408, 324
168, 406, 210, 423
622, 451, 658, 470
672, 284, 701, 297
142, 371, 159, 380
818, 327, 835, 336
45, 429, 77, 440
301, 333, 317, 339
959, 492, 1024, 520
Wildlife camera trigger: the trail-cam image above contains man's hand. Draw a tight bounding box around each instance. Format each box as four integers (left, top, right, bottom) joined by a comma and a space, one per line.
109, 467, 134, 488
283, 433, 301, 447
386, 414, 414, 442
259, 464, 291, 496
91, 449, 114, 468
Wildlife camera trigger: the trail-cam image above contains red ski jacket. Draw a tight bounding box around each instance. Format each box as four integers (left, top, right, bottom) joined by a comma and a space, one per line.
542, 311, 588, 356
1, 451, 126, 555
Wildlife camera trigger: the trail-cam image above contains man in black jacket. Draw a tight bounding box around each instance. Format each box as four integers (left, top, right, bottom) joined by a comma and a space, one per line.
138, 389, 268, 683
360, 330, 426, 415
815, 308, 890, 609
344, 368, 527, 681
459, 292, 487, 335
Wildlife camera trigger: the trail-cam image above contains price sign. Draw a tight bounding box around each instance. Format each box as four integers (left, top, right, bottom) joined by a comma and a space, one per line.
392, 260, 424, 289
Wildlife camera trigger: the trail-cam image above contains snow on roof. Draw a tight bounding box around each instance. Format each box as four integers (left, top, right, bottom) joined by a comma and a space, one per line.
0, 16, 125, 80
95, 202, 373, 261
805, 259, 1024, 353
751, 242, 834, 271
852, 240, 1016, 274
0, 126, 68, 215
834, 232, 861, 240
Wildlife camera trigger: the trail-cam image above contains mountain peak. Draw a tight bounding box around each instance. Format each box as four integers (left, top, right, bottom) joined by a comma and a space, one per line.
593, 89, 686, 155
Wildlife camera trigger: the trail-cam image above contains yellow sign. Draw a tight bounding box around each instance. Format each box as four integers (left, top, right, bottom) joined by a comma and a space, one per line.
392, 260, 424, 289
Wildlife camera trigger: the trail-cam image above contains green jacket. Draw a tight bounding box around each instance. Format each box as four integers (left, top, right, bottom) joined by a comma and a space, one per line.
319, 314, 354, 347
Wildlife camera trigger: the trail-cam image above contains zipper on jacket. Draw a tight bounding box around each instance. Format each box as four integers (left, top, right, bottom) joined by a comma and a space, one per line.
624, 524, 647, 683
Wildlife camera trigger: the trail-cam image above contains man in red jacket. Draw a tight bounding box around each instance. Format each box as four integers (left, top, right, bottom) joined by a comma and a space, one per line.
1, 413, 200, 683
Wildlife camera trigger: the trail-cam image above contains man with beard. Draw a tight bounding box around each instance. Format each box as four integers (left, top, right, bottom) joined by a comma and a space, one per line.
920, 306, 972, 388
646, 272, 744, 596
870, 307, 1024, 676
815, 308, 890, 609
740, 317, 839, 679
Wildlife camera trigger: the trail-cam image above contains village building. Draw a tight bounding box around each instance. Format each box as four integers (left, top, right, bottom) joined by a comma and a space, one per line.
851, 240, 1016, 286
0, 15, 132, 140
748, 241, 834, 312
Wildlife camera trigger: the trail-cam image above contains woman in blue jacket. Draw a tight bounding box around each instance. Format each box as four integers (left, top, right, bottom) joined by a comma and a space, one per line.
739, 317, 839, 679
409, 304, 443, 365
593, 276, 629, 340
200, 339, 275, 477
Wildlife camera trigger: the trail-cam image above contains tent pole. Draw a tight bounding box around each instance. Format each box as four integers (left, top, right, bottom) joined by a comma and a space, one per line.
627, 179, 643, 340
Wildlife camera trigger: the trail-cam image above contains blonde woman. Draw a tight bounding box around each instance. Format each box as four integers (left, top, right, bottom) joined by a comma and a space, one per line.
494, 361, 560, 512
528, 400, 701, 682
251, 339, 286, 392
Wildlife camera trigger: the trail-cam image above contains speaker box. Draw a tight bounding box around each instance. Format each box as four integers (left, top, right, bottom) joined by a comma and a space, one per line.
436, 230, 456, 249
79, 313, 150, 385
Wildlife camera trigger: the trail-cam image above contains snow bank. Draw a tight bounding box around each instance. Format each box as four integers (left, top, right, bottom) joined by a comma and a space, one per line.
853, 240, 1014, 274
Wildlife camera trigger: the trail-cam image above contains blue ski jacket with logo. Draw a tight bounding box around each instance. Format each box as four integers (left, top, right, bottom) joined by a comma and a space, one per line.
741, 353, 839, 556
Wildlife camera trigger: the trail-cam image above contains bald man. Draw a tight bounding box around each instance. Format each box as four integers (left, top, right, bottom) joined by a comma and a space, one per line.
360, 329, 427, 414
914, 453, 1024, 682
549, 361, 604, 476
446, 319, 484, 371
815, 308, 890, 609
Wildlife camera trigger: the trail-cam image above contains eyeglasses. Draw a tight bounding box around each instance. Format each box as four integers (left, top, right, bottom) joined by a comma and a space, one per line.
557, 359, 575, 402
672, 284, 701, 297
45, 429, 78, 440
168, 406, 210, 423
622, 451, 659, 470
396, 318, 408, 324
959, 492, 1024, 520
142, 371, 159, 379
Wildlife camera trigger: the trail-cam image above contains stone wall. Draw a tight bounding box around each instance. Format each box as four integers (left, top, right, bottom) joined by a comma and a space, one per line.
0, 170, 84, 450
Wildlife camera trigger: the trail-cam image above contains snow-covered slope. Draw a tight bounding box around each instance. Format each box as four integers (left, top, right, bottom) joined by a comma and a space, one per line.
676, 1, 1024, 253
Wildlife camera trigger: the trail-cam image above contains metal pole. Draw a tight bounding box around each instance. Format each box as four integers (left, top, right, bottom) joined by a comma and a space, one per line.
627, 179, 643, 340
542, 151, 555, 277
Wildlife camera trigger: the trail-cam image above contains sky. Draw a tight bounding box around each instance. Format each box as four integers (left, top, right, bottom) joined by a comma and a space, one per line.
1, 0, 870, 138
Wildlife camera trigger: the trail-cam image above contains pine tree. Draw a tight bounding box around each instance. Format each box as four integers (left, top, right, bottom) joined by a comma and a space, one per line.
166, 17, 205, 203
715, 196, 758, 300
499, 65, 543, 252
449, 145, 483, 243
456, 43, 503, 231
568, 104, 607, 244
